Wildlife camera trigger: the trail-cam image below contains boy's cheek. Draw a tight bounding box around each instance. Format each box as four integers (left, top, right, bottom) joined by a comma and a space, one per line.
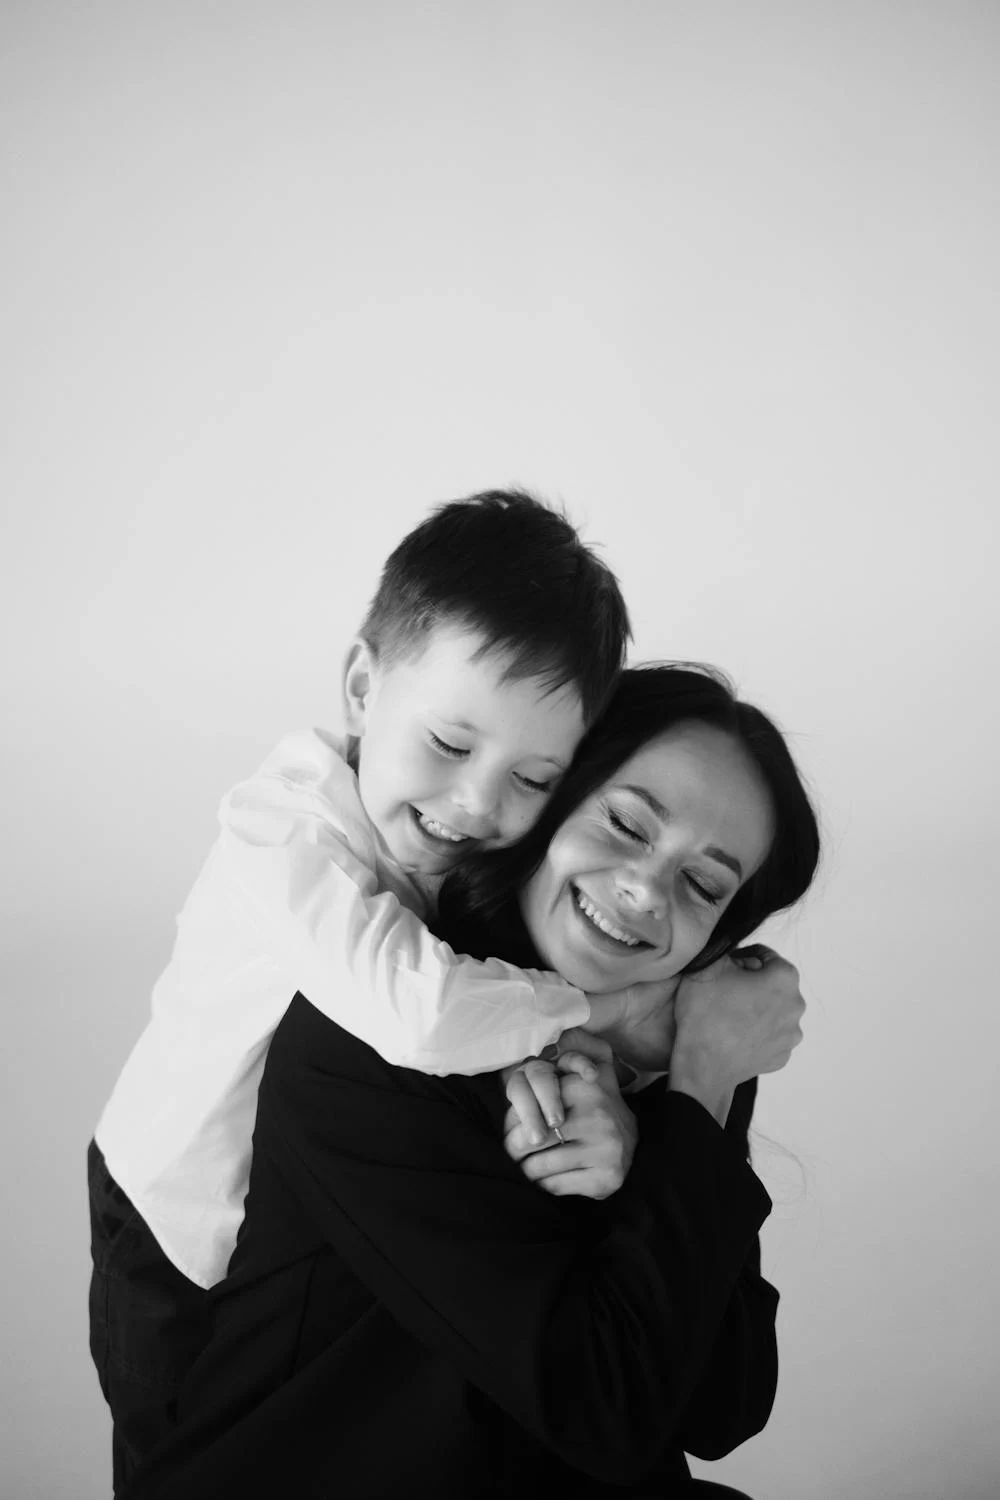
497, 802, 548, 846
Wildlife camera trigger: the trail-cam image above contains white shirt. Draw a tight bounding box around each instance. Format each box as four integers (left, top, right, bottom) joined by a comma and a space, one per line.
95, 729, 588, 1288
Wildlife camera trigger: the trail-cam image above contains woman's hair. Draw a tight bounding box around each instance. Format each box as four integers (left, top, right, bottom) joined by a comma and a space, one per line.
436, 663, 820, 973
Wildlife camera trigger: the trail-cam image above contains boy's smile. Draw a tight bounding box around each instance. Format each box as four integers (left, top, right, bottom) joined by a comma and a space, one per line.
343, 625, 588, 875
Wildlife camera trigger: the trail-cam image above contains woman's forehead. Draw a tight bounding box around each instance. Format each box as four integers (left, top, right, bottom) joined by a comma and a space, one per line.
612, 721, 737, 782
599, 722, 774, 870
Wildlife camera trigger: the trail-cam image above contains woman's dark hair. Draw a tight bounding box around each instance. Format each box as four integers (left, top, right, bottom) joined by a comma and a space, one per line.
436, 663, 820, 974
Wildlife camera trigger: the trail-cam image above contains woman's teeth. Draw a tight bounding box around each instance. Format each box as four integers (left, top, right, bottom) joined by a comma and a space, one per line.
418, 814, 469, 843
575, 888, 640, 946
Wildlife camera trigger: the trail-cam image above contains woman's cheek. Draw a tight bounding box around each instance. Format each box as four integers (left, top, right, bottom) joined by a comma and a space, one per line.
551, 826, 602, 876
577, 825, 621, 864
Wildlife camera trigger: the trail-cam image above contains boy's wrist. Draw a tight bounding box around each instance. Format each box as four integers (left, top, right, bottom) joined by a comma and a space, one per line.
584, 989, 628, 1032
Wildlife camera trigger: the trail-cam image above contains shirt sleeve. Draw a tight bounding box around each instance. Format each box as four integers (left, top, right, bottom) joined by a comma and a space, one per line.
258, 999, 776, 1486
216, 733, 588, 1074
651, 1078, 781, 1458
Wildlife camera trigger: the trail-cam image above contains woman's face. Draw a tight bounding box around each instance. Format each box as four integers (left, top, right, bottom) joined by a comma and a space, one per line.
519, 721, 775, 993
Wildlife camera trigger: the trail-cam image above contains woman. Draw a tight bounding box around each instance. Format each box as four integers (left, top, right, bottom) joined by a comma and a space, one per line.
122, 665, 820, 1499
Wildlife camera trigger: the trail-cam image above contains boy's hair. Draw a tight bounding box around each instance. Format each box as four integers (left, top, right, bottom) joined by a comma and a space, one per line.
437, 663, 821, 973
359, 489, 631, 724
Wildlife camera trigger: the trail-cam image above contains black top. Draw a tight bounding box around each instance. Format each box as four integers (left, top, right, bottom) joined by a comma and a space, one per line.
122, 992, 778, 1499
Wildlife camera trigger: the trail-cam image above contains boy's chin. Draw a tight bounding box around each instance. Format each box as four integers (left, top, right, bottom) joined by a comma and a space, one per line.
382, 806, 476, 875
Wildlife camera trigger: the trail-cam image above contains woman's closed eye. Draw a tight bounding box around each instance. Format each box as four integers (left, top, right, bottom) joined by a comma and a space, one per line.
605, 804, 648, 845
685, 874, 722, 907
604, 802, 724, 907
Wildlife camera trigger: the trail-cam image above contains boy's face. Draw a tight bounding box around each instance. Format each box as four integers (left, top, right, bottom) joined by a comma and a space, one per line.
343, 625, 587, 876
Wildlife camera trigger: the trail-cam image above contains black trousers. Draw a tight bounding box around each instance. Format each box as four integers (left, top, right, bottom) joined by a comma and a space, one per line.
87, 1141, 212, 1493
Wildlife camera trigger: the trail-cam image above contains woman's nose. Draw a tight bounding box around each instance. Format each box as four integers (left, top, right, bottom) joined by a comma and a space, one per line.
615, 862, 669, 921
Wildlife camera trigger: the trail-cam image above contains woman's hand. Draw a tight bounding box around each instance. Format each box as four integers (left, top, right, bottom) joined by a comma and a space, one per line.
669, 945, 805, 1125
502, 1052, 568, 1147
503, 1031, 638, 1200
501, 1027, 627, 1145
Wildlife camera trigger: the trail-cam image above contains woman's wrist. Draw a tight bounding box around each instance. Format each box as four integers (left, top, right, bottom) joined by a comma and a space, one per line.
667, 1049, 734, 1128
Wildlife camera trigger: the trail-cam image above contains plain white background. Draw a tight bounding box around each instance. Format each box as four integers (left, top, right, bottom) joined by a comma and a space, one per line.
3, 4, 997, 1497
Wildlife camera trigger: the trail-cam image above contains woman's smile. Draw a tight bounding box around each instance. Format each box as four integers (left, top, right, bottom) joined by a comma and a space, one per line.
519, 721, 776, 993
569, 883, 654, 954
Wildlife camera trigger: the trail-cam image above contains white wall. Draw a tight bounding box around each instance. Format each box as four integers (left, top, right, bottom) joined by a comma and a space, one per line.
3, 5, 997, 1496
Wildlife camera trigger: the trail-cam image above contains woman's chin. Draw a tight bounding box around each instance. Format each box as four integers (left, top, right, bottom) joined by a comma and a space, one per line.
548, 945, 646, 995
556, 945, 686, 997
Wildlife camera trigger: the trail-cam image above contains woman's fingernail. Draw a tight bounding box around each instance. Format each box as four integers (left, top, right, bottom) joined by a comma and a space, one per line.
546, 1108, 564, 1129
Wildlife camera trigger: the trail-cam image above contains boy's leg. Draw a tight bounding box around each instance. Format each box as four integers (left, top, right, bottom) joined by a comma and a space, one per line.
87, 1141, 212, 1491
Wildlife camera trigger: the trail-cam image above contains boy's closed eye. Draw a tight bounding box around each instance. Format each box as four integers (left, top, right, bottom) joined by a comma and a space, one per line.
428, 732, 553, 796
514, 772, 553, 795
429, 731, 468, 758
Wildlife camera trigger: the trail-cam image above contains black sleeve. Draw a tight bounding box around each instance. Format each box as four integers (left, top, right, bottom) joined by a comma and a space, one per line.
258, 997, 776, 1486
665, 1078, 780, 1457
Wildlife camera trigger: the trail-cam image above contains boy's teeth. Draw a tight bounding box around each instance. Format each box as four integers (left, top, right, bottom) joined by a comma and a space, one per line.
419, 815, 469, 843
575, 889, 640, 946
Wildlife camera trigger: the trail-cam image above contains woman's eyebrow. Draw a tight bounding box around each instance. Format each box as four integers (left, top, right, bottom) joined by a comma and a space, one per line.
619, 784, 669, 820
706, 846, 743, 880
619, 784, 743, 880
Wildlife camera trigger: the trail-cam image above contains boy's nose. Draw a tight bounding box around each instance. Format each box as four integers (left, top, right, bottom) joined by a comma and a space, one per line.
450, 772, 502, 834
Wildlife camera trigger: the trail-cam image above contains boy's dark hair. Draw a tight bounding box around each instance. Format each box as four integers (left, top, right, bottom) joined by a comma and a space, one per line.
436, 663, 820, 973
359, 489, 631, 724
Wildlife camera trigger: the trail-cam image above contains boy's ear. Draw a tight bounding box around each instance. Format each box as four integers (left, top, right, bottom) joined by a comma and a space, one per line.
342, 637, 378, 736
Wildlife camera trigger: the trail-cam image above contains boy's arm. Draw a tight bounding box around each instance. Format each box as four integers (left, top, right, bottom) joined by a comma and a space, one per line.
216, 735, 588, 1074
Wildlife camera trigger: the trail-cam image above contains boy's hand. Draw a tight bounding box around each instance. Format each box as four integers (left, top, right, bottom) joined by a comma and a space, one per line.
670, 945, 805, 1125
585, 979, 681, 1074
504, 1033, 638, 1200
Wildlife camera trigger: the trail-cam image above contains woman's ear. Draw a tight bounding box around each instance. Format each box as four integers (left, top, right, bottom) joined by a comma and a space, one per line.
341, 637, 378, 736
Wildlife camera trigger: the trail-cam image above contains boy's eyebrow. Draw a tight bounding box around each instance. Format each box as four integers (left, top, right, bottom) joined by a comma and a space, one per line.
618, 784, 743, 880
440, 718, 569, 769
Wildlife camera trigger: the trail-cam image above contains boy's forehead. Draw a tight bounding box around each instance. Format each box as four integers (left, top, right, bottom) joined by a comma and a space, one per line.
397, 626, 586, 754
398, 624, 548, 692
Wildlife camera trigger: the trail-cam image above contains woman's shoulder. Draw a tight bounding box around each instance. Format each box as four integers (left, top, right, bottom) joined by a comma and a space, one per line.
267, 992, 504, 1129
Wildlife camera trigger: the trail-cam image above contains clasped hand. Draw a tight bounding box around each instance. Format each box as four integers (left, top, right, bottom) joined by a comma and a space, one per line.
502, 942, 805, 1198
502, 1032, 638, 1201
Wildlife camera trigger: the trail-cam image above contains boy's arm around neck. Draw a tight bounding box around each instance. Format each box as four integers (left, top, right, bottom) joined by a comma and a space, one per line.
216, 730, 589, 1074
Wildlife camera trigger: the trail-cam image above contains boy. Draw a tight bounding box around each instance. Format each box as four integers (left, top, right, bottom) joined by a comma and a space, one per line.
89, 489, 632, 1488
